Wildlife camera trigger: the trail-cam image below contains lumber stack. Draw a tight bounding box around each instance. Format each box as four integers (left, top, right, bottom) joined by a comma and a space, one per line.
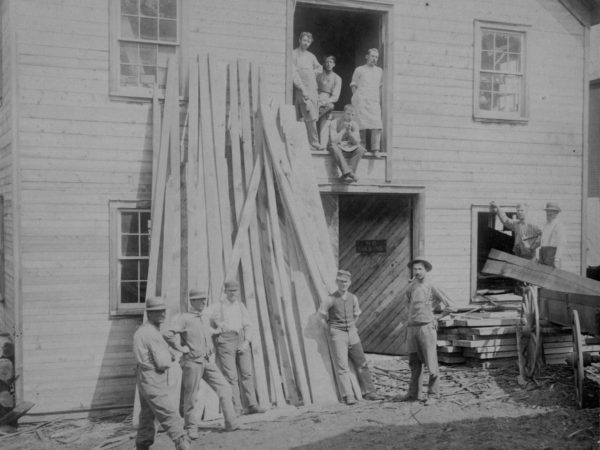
140, 54, 356, 419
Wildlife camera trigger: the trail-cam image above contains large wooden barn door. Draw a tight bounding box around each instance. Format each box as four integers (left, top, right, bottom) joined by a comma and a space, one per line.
338, 194, 412, 354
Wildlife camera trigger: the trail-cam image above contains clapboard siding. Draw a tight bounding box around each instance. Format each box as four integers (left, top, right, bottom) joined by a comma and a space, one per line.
4, 0, 588, 413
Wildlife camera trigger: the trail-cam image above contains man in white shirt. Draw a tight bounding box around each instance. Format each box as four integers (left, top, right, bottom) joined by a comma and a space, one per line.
539, 202, 567, 269
210, 280, 266, 415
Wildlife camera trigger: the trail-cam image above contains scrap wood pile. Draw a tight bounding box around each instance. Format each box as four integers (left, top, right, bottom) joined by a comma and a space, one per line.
142, 54, 364, 419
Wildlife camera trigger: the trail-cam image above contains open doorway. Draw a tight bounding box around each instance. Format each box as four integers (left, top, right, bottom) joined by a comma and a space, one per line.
471, 205, 518, 296
293, 4, 383, 113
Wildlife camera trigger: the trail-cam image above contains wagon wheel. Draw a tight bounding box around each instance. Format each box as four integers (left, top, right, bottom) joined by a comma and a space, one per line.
522, 286, 541, 379
572, 309, 585, 409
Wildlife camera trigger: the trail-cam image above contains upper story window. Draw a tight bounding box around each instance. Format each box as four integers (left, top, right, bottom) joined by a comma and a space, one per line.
474, 21, 528, 122
109, 201, 150, 316
110, 0, 180, 99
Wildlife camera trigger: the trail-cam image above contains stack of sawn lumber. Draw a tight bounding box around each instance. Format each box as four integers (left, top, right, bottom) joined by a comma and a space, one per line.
437, 311, 521, 368
139, 54, 365, 422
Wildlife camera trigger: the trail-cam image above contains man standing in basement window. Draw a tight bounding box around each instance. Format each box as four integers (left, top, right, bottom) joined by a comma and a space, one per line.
210, 280, 267, 416
539, 202, 567, 269
319, 269, 381, 405
489, 201, 542, 260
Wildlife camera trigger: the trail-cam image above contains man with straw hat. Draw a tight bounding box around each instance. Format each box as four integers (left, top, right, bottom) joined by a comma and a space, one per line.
398, 257, 456, 406
319, 269, 381, 405
539, 202, 567, 269
133, 296, 190, 450
165, 289, 240, 439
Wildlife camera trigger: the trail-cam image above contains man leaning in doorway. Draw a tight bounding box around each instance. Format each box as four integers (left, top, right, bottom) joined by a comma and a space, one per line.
318, 269, 381, 405
164, 289, 240, 440
210, 280, 267, 416
292, 31, 323, 151
539, 202, 567, 269
133, 296, 190, 450
489, 201, 542, 260
398, 257, 456, 406
316, 55, 342, 148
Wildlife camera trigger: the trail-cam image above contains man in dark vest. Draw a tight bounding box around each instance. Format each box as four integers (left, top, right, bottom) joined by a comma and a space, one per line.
319, 269, 380, 405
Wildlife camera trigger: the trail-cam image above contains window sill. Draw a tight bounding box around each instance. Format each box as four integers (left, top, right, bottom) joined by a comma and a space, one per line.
110, 309, 144, 319
473, 114, 528, 125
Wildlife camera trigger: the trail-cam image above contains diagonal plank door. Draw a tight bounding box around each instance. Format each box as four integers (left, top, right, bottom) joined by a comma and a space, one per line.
339, 195, 413, 354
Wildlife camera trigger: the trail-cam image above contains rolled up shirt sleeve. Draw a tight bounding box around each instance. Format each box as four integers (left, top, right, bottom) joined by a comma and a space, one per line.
431, 286, 457, 314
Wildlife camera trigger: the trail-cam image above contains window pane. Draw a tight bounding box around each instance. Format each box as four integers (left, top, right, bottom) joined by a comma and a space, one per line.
121, 65, 139, 86
492, 93, 519, 112
121, 15, 139, 39
121, 0, 138, 15
508, 53, 521, 73
481, 31, 494, 52
160, 0, 177, 19
141, 212, 151, 233
121, 211, 139, 233
478, 91, 492, 110
157, 67, 167, 89
140, 17, 158, 40
120, 42, 139, 64
481, 50, 493, 71
495, 33, 508, 51
141, 67, 156, 87
480, 73, 492, 91
140, 44, 157, 65
140, 259, 149, 279
139, 282, 147, 303
122, 235, 140, 256
121, 282, 139, 303
121, 259, 139, 281
159, 19, 177, 42
140, 234, 150, 256
509, 35, 521, 53
141, 0, 159, 17
157, 45, 175, 66
493, 50, 508, 72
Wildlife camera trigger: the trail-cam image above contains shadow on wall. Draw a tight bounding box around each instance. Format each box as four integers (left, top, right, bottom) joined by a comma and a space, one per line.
89, 317, 142, 418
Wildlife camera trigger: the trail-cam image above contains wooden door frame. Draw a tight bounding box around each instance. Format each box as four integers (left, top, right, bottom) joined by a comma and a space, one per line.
319, 184, 425, 268
287, 0, 394, 181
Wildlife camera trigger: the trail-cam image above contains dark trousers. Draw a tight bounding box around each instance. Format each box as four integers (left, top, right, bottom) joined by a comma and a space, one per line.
215, 331, 258, 412
406, 323, 439, 398
328, 144, 366, 176
539, 246, 557, 267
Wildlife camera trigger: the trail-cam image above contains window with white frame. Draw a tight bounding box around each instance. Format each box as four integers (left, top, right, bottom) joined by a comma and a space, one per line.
110, 0, 180, 98
474, 22, 527, 121
110, 201, 150, 315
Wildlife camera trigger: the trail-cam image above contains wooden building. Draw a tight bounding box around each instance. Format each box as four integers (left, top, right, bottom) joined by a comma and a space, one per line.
0, 0, 597, 415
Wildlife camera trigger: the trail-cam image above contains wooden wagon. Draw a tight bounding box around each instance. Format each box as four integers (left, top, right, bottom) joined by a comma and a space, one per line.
484, 250, 600, 408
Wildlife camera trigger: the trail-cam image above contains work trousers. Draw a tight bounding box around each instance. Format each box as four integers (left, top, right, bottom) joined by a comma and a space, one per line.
180, 359, 238, 430
406, 322, 439, 398
328, 144, 366, 177
215, 331, 258, 413
329, 326, 375, 400
136, 369, 185, 447
539, 246, 557, 267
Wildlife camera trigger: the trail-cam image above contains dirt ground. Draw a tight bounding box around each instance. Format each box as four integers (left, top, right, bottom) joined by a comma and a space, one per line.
1, 355, 598, 450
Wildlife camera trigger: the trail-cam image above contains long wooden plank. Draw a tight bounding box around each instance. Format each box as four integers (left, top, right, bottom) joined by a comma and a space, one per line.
486, 249, 600, 296
151, 83, 161, 206
198, 54, 225, 301
453, 338, 518, 348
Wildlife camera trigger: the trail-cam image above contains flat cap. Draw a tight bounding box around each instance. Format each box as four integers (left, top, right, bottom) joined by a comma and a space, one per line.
544, 202, 561, 212
224, 279, 239, 290
336, 270, 351, 281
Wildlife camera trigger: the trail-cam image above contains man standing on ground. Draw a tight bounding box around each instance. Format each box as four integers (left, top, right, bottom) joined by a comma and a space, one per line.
318, 270, 381, 405
350, 48, 383, 157
490, 201, 542, 260
292, 31, 323, 151
210, 280, 267, 416
133, 297, 190, 450
316, 55, 342, 148
165, 289, 240, 440
399, 258, 456, 406
539, 202, 567, 269
327, 104, 366, 183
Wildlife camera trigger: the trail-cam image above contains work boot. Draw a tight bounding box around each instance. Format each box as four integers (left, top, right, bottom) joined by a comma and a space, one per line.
394, 393, 418, 402
363, 392, 382, 401
174, 435, 191, 450
187, 427, 200, 440
344, 396, 357, 405
246, 405, 266, 415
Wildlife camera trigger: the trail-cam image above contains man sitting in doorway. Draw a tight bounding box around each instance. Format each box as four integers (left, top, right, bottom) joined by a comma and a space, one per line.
316, 55, 342, 149
327, 104, 366, 183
